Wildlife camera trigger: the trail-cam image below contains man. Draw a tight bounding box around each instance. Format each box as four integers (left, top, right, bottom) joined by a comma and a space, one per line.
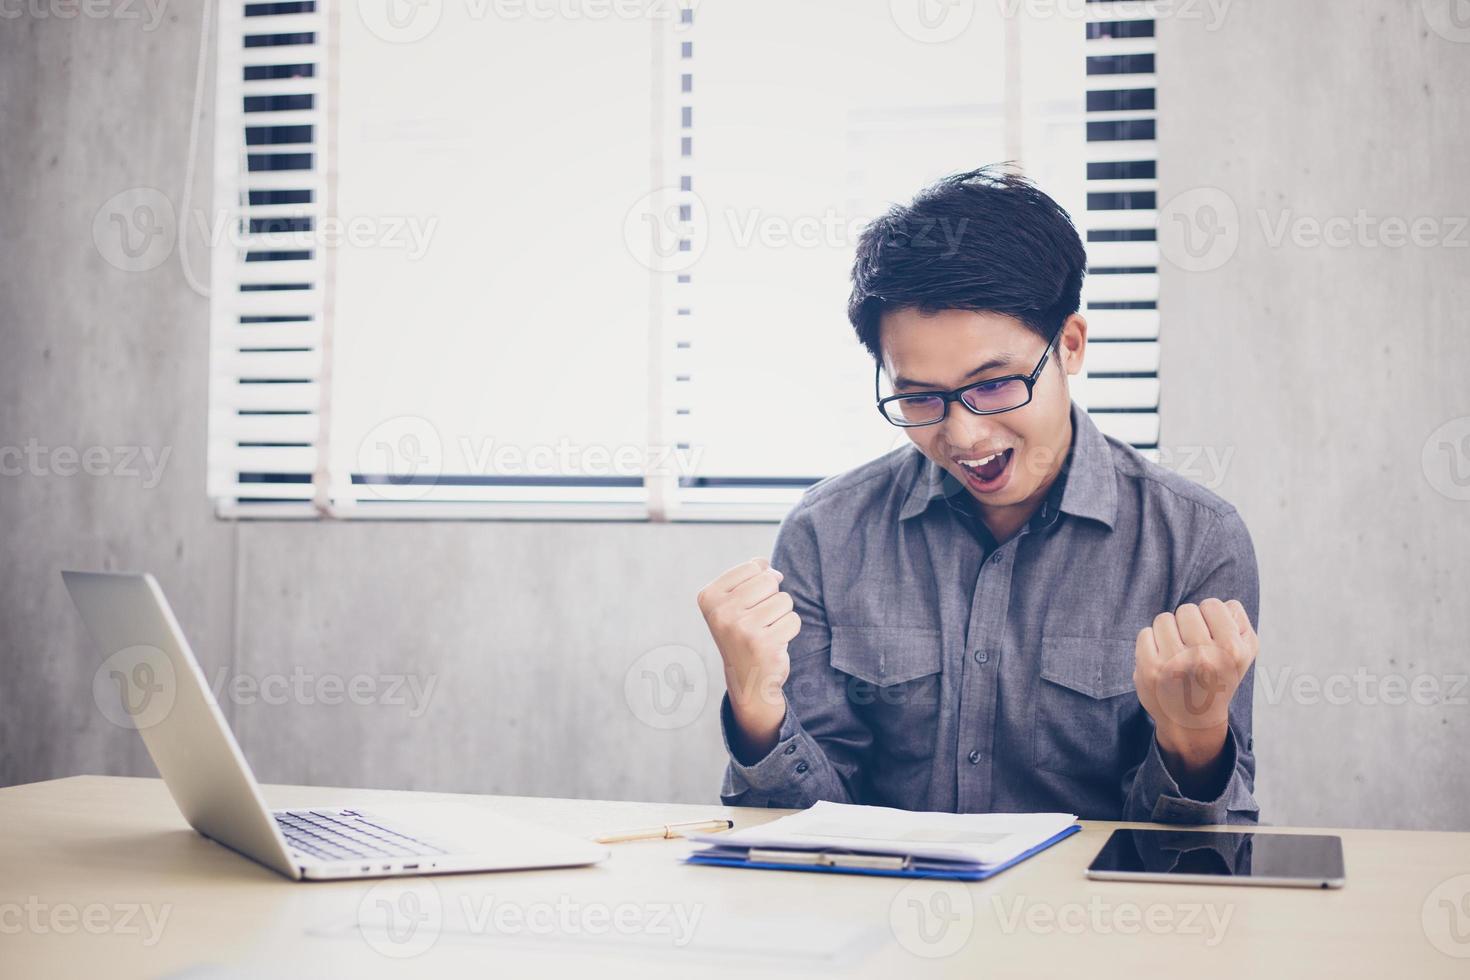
697, 167, 1260, 824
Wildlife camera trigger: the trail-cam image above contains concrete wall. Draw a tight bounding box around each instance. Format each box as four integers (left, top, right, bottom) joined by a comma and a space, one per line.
3, 1, 1466, 829
1156, 0, 1470, 830
1, 7, 240, 788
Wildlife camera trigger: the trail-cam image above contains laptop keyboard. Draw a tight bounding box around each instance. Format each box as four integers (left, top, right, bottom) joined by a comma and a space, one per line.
275, 808, 450, 863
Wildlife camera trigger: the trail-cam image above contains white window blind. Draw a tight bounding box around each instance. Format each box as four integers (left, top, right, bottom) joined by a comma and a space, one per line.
323, 2, 655, 519
208, 0, 329, 516
657, 2, 1095, 520
1076, 2, 1161, 456
204, 1, 1156, 520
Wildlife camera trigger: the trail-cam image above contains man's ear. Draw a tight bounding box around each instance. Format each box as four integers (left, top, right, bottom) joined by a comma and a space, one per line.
1060, 314, 1088, 377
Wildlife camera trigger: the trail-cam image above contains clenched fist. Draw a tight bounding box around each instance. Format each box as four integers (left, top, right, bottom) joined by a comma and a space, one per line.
1134, 597, 1258, 790
696, 557, 801, 758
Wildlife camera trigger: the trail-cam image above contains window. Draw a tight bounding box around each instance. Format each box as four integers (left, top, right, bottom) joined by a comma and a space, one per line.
206, 1, 1159, 520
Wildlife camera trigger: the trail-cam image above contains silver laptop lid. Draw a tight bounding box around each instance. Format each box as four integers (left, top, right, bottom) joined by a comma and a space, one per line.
62, 570, 299, 879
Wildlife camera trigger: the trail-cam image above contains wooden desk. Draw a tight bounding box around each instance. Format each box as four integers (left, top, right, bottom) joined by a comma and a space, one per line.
2, 776, 1467, 978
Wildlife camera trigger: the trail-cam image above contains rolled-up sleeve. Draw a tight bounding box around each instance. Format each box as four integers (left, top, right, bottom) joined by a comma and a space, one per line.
1123, 505, 1262, 825
719, 501, 874, 808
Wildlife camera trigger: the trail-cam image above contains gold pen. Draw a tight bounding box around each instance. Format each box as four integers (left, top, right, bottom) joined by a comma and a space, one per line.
594, 818, 734, 844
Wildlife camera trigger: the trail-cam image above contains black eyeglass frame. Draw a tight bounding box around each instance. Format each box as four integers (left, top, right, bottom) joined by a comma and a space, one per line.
874, 321, 1067, 428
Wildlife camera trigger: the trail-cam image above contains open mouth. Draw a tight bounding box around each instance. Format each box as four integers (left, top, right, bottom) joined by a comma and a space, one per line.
955, 447, 1015, 493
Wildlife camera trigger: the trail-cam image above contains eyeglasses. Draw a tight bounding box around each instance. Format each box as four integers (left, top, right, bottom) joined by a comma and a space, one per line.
875, 323, 1064, 428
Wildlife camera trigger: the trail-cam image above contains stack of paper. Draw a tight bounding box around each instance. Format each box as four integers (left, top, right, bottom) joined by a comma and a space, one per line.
686, 801, 1080, 880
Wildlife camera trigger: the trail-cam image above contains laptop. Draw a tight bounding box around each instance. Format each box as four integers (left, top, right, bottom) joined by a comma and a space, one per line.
63, 570, 609, 880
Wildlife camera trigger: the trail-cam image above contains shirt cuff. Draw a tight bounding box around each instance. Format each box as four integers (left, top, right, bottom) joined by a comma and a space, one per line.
1136, 727, 1258, 825
719, 693, 819, 803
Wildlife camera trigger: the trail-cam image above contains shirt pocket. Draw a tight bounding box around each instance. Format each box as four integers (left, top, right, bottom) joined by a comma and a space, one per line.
830, 626, 944, 763
1033, 634, 1140, 778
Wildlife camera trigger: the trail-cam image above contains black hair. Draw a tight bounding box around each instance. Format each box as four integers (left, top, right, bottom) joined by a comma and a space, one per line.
847, 165, 1086, 362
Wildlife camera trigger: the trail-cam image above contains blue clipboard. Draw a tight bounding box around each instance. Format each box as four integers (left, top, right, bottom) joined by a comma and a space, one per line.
685, 823, 1081, 881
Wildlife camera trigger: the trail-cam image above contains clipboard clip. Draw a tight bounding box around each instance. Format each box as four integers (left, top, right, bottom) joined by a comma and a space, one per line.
747, 848, 912, 871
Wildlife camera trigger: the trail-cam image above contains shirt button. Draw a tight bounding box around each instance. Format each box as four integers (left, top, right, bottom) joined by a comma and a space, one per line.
783, 744, 797, 755
794, 761, 809, 774
972, 649, 984, 663
968, 750, 982, 765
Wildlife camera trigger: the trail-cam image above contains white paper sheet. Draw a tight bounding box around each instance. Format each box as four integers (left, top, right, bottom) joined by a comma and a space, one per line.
688, 801, 1078, 867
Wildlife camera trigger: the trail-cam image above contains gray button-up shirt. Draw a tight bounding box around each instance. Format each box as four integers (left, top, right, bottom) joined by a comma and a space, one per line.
720, 402, 1260, 825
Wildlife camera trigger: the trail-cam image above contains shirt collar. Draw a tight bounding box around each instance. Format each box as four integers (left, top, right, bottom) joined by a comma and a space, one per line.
897, 401, 1118, 530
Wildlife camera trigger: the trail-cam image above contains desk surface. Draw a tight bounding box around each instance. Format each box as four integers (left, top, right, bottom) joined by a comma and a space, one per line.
3, 776, 1468, 978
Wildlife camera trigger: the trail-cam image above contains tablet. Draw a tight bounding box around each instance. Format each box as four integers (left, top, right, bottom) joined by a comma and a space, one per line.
1085, 829, 1345, 888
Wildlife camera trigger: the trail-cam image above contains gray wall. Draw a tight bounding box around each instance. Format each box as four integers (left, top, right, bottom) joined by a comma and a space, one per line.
3, 1, 1466, 829
1156, 1, 1470, 829
2, 8, 240, 787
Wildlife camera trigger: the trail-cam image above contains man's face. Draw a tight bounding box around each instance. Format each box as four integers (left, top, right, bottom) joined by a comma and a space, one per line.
879, 308, 1086, 514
